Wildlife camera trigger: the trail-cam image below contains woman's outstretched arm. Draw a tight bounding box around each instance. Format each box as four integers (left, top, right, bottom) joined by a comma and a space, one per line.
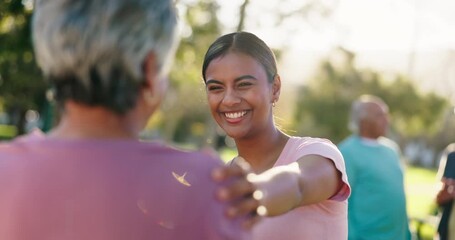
212, 155, 342, 222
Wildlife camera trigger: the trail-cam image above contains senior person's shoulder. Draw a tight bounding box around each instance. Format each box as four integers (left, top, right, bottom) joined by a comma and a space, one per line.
137, 140, 225, 170
378, 136, 401, 152
338, 135, 358, 149
0, 129, 45, 154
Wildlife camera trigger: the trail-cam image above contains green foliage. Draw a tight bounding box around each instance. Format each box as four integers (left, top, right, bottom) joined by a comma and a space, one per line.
0, 0, 48, 134
171, 0, 220, 87
293, 48, 450, 143
0, 124, 17, 139
148, 0, 221, 144
0, 0, 222, 139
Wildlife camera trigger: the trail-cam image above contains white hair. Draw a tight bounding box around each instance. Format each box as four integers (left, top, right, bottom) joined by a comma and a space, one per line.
348, 95, 388, 133
32, 0, 179, 113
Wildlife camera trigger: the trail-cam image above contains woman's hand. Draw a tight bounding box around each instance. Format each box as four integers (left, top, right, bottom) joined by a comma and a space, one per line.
212, 157, 262, 229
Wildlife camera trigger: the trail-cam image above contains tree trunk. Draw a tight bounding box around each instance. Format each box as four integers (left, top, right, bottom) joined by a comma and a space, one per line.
237, 0, 250, 32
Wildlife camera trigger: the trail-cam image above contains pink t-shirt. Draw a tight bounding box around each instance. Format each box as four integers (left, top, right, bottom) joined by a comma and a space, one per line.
0, 131, 249, 240
252, 137, 350, 240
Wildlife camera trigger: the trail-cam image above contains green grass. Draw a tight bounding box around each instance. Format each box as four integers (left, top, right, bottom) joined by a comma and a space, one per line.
0, 124, 17, 140
405, 166, 438, 217
219, 147, 237, 163
405, 166, 439, 239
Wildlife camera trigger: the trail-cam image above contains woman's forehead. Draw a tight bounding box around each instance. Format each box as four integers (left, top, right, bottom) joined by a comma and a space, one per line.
210, 52, 264, 70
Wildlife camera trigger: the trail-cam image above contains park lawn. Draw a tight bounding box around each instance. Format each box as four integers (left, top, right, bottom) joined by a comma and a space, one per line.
405, 166, 438, 217
219, 147, 237, 163
0, 124, 17, 140
405, 166, 439, 239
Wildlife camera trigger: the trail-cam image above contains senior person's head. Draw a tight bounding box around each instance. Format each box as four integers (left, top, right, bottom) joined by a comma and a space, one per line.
348, 95, 389, 139
33, 0, 179, 138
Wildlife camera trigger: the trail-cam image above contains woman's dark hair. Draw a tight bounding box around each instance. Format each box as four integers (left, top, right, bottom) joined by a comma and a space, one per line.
202, 32, 278, 83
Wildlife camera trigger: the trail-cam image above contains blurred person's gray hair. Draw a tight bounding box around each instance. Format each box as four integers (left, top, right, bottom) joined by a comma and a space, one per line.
348, 94, 388, 133
32, 0, 179, 114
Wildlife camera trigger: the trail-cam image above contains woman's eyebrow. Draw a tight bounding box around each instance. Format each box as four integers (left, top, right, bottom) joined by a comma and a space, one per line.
205, 79, 223, 85
234, 75, 257, 81
206, 75, 257, 85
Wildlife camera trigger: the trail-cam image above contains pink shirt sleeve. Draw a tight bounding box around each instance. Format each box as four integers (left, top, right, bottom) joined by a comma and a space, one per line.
275, 137, 351, 201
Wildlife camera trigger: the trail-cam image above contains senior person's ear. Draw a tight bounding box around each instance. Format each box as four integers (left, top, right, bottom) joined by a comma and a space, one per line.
141, 51, 168, 109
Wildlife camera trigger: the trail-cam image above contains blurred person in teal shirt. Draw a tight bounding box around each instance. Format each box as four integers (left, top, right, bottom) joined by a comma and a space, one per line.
339, 95, 411, 240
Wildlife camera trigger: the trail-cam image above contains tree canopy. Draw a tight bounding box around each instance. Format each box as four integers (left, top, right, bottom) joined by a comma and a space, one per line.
0, 0, 48, 135
292, 48, 450, 145
0, 0, 452, 157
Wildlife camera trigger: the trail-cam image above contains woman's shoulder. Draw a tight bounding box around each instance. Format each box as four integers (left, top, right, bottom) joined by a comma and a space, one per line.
278, 136, 341, 165
288, 136, 337, 150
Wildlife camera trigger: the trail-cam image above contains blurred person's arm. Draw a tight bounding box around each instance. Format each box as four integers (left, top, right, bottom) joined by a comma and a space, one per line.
436, 178, 455, 205
435, 144, 455, 205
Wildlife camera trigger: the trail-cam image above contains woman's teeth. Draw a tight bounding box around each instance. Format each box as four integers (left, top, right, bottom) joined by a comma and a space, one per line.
225, 111, 247, 119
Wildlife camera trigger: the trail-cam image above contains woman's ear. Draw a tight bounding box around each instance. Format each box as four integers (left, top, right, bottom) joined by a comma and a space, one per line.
272, 74, 281, 103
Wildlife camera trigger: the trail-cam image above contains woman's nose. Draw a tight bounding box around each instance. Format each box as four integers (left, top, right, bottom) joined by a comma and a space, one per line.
222, 89, 241, 106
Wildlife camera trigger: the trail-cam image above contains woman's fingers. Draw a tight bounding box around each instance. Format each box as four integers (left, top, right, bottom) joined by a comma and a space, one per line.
216, 177, 256, 201
241, 214, 262, 230
224, 188, 263, 230
212, 156, 263, 228
212, 157, 251, 182
226, 194, 260, 218
212, 165, 244, 182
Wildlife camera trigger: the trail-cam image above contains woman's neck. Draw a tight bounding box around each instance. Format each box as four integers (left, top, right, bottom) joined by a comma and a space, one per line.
235, 127, 289, 173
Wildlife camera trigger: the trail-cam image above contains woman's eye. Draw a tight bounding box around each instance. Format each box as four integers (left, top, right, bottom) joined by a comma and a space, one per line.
238, 82, 252, 87
207, 85, 222, 91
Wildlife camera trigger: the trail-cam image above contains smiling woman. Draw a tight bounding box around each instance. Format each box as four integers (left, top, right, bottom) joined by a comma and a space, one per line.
204, 52, 275, 140
202, 31, 351, 240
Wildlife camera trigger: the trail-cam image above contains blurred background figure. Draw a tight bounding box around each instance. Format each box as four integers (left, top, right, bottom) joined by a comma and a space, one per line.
339, 95, 411, 240
435, 143, 455, 240
0, 0, 251, 239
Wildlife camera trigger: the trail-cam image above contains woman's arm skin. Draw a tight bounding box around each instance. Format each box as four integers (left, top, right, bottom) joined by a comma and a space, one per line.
212, 155, 342, 225
246, 155, 341, 216
295, 154, 342, 205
